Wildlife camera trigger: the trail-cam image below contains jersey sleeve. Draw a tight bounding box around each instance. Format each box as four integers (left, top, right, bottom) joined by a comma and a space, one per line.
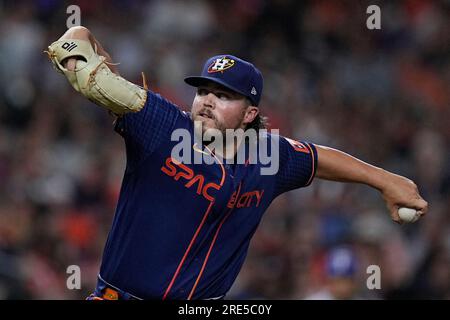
273, 136, 318, 198
114, 90, 189, 170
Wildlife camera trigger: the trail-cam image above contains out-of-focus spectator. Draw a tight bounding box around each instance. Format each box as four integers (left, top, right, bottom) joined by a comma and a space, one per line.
304, 247, 368, 300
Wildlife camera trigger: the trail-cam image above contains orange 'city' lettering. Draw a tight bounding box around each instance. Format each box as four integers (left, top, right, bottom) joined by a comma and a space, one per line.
228, 190, 264, 209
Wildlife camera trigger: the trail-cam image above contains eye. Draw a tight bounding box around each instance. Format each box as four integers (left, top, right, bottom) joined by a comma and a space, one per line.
197, 88, 208, 96
216, 92, 230, 100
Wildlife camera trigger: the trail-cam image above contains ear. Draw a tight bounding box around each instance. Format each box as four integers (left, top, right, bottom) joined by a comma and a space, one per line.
242, 106, 259, 125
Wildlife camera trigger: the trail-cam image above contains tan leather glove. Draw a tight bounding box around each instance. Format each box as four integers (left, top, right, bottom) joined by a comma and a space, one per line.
46, 39, 146, 115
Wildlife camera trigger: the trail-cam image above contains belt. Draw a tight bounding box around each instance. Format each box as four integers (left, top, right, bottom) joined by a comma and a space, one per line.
88, 274, 226, 300
89, 274, 142, 300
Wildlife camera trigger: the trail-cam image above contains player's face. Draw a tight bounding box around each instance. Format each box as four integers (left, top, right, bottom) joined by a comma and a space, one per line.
191, 82, 258, 134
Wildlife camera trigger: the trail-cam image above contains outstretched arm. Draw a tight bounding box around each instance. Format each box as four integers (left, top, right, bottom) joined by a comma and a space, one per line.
315, 145, 428, 223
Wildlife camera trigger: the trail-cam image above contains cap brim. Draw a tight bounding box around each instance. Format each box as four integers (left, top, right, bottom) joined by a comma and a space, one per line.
184, 76, 252, 103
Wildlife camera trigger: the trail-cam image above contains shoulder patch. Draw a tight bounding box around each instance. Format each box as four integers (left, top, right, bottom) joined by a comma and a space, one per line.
285, 138, 310, 153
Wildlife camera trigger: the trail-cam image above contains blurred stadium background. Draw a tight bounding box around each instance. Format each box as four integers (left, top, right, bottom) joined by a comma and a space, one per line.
0, 0, 449, 299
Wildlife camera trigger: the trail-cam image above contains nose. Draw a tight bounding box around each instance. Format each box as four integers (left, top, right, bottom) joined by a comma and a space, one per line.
202, 92, 216, 109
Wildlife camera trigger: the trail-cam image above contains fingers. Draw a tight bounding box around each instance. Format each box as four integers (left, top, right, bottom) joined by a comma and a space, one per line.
389, 205, 403, 225
408, 181, 429, 216
418, 200, 428, 216
389, 198, 429, 224
409, 198, 429, 215
397, 180, 429, 217
63, 58, 78, 71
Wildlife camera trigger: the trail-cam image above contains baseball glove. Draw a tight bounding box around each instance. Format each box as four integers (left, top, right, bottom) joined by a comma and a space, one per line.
46, 39, 146, 115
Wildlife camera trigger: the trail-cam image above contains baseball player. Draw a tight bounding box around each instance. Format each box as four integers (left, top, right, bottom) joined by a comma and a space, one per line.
46, 26, 428, 300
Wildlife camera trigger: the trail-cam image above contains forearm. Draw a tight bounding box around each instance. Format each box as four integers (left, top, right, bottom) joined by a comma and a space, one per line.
315, 145, 388, 190
314, 144, 428, 221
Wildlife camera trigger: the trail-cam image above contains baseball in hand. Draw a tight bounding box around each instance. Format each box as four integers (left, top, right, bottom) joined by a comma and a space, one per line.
398, 207, 420, 223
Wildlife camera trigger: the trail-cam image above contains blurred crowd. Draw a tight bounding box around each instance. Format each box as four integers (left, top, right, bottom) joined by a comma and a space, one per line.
0, 0, 449, 299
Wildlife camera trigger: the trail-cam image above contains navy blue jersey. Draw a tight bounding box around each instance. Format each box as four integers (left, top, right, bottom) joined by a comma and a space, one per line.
98, 90, 317, 299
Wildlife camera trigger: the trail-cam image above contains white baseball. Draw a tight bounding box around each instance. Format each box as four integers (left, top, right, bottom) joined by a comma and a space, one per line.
398, 207, 420, 223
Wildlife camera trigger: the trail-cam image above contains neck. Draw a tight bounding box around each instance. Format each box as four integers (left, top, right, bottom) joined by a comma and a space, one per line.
209, 134, 244, 161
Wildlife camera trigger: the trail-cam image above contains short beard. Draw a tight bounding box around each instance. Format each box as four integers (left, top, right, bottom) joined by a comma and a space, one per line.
191, 107, 247, 142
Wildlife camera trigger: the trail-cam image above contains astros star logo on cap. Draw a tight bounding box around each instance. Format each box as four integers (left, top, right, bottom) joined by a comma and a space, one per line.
208, 57, 235, 73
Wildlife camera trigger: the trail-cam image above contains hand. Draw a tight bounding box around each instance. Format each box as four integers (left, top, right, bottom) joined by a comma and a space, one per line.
58, 26, 119, 74
379, 172, 428, 224
64, 58, 77, 71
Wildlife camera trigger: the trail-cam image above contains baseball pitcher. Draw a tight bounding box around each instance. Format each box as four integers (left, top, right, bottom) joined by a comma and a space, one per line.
45, 27, 428, 300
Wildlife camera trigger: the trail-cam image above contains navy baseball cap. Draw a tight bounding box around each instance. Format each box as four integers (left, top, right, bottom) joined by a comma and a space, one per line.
326, 247, 358, 278
184, 54, 263, 106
